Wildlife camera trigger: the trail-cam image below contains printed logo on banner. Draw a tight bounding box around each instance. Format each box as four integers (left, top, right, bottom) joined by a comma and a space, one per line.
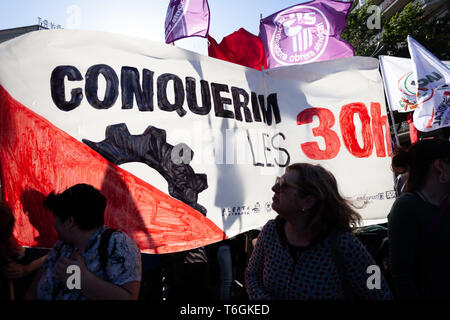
222, 206, 255, 217
356, 193, 385, 202
252, 202, 261, 214
221, 203, 267, 217
270, 6, 330, 65
385, 190, 396, 200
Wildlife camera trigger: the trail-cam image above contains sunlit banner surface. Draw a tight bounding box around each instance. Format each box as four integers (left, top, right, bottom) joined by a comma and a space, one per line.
0, 30, 394, 253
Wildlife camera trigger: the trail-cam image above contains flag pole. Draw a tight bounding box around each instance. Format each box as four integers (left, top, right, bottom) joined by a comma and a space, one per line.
387, 104, 400, 146
380, 62, 401, 146
8, 281, 15, 300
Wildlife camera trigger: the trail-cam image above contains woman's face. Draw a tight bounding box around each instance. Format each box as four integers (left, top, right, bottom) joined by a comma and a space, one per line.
271, 169, 314, 218
439, 158, 450, 189
53, 216, 73, 243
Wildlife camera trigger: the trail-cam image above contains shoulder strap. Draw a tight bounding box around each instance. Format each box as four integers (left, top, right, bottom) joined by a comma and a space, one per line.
331, 230, 355, 300
99, 228, 117, 273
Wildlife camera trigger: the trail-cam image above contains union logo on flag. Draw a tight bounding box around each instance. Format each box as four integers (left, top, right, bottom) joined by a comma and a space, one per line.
259, 0, 354, 68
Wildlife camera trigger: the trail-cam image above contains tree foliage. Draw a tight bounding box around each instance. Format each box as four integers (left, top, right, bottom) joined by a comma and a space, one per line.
341, 0, 379, 56
341, 1, 450, 59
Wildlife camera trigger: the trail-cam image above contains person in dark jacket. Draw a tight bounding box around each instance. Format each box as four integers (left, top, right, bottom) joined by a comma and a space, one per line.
388, 138, 450, 299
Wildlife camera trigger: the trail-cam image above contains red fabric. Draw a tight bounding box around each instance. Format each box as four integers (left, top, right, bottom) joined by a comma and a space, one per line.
208, 28, 267, 71
0, 86, 226, 253
406, 113, 419, 143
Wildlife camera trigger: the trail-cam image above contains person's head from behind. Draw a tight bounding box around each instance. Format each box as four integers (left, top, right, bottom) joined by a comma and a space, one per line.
391, 138, 450, 193
271, 163, 361, 240
44, 184, 106, 243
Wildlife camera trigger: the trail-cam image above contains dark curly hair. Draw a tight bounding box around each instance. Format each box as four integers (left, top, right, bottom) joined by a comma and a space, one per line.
43, 184, 106, 230
391, 139, 450, 193
286, 163, 362, 241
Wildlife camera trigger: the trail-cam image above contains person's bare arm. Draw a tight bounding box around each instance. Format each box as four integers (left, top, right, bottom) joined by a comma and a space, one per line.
4, 254, 47, 280
55, 249, 140, 300
78, 272, 140, 300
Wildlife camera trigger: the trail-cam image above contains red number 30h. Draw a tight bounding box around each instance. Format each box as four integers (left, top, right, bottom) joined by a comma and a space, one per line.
297, 102, 392, 160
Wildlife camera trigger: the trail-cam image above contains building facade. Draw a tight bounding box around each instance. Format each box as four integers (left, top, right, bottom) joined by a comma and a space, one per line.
0, 25, 48, 44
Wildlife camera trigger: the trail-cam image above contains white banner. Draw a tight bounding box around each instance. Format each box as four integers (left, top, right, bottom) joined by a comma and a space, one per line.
0, 30, 395, 252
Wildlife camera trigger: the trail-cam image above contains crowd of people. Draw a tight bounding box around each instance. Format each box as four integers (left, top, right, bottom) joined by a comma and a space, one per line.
1, 138, 449, 300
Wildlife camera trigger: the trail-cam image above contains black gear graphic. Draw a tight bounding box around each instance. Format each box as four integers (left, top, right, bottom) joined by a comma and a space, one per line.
83, 123, 208, 215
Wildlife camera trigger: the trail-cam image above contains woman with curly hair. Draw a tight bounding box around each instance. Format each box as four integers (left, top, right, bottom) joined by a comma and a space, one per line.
388, 138, 450, 299
245, 163, 392, 300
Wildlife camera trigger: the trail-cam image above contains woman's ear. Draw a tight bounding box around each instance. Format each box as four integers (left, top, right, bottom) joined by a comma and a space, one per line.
434, 159, 449, 184
303, 195, 317, 211
66, 216, 76, 229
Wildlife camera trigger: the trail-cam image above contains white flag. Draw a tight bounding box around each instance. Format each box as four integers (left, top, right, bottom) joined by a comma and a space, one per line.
407, 36, 450, 132
379, 56, 450, 113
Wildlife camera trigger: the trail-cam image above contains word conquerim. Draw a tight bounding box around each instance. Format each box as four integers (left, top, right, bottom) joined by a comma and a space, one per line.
50, 64, 282, 125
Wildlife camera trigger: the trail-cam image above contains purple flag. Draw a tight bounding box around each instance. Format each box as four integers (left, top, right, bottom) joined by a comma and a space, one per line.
259, 0, 354, 68
165, 0, 210, 44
